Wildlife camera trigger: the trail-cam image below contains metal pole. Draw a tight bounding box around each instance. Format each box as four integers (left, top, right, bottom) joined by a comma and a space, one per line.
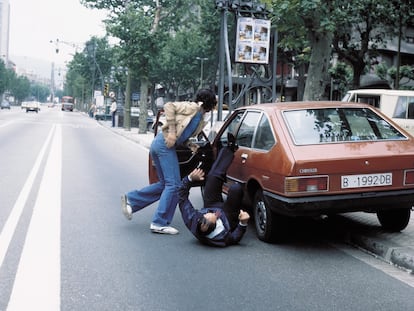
124, 69, 131, 131
217, 8, 226, 121
200, 59, 204, 88
272, 29, 278, 102
196, 57, 208, 89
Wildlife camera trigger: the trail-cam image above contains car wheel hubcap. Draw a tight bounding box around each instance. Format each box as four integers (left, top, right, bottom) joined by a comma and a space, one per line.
256, 200, 267, 232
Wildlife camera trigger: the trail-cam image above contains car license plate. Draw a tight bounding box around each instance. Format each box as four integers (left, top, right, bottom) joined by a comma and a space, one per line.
341, 173, 392, 189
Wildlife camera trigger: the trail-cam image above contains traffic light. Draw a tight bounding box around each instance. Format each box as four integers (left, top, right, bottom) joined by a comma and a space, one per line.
104, 83, 109, 96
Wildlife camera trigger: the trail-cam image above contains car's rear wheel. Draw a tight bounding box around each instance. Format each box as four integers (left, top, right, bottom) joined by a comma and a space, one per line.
377, 208, 411, 232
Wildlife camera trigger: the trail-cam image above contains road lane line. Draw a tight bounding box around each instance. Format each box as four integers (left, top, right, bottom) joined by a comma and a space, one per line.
0, 125, 56, 269
7, 125, 62, 311
0, 120, 14, 128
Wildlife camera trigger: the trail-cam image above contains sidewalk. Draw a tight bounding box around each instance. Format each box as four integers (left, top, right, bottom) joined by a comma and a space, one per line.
98, 119, 414, 273
99, 119, 154, 148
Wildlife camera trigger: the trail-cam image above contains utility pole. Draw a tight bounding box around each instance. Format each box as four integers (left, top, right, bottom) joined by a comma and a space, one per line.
196, 57, 208, 89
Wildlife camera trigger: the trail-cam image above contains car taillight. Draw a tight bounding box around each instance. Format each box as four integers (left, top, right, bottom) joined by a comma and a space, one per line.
285, 176, 328, 193
404, 170, 414, 185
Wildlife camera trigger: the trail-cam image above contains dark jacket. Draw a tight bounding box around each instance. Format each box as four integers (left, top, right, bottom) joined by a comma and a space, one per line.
178, 176, 247, 247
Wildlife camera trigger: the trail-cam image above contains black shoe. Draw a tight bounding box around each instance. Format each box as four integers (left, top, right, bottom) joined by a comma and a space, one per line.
227, 132, 239, 152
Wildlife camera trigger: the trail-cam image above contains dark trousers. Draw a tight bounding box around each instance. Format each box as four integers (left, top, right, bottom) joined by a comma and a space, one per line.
203, 147, 243, 229
111, 112, 116, 127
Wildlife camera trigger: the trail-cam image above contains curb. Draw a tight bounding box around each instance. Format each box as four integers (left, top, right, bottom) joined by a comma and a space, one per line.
346, 232, 414, 273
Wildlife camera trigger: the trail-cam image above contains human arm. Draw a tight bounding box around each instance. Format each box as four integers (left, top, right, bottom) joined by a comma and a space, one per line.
177, 171, 204, 232
225, 210, 250, 245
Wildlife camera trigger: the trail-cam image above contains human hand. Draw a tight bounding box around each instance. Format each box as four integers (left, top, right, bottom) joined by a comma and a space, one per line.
189, 168, 205, 181
165, 133, 177, 148
238, 210, 250, 225
189, 144, 200, 153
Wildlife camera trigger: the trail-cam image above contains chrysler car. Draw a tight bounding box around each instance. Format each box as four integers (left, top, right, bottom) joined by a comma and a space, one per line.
150, 102, 414, 243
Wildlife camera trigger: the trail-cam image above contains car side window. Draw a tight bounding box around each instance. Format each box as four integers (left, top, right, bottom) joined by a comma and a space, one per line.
394, 97, 408, 118
219, 111, 245, 147
253, 114, 275, 150
393, 96, 414, 119
237, 111, 261, 148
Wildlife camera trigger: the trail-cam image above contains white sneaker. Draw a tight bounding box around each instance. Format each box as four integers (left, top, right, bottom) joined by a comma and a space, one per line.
150, 223, 179, 235
121, 194, 133, 220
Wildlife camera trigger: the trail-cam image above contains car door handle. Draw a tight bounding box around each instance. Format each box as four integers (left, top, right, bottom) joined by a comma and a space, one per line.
241, 153, 248, 163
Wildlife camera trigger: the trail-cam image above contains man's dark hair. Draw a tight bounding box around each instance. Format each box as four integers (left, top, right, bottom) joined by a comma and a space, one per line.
195, 89, 217, 111
197, 216, 216, 236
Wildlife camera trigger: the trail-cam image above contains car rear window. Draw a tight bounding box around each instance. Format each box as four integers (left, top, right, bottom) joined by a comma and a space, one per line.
284, 107, 406, 145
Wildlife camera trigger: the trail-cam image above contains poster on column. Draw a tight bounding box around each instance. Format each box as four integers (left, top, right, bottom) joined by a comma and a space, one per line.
235, 17, 271, 64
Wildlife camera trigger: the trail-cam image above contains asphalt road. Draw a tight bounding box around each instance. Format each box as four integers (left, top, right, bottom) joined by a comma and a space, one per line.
0, 107, 413, 311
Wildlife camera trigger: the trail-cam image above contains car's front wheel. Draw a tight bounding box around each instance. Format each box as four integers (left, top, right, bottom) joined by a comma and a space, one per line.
253, 189, 277, 242
377, 208, 411, 232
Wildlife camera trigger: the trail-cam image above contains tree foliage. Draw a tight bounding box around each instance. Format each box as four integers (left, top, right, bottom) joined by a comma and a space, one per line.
79, 0, 221, 132
10, 76, 31, 103
273, 0, 414, 95
272, 0, 337, 100
0, 59, 39, 104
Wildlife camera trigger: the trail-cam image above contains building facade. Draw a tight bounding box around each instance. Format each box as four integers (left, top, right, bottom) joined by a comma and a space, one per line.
0, 0, 10, 66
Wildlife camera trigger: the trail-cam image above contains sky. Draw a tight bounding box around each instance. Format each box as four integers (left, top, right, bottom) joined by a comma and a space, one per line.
9, 0, 108, 78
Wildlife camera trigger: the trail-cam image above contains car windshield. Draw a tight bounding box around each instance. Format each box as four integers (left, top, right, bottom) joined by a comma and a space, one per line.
284, 107, 406, 145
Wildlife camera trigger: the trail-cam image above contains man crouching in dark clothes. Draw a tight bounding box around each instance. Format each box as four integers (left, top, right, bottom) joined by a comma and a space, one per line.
177, 139, 250, 247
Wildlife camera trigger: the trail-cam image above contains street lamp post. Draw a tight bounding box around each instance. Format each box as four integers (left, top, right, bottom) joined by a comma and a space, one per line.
196, 57, 208, 89
86, 41, 104, 99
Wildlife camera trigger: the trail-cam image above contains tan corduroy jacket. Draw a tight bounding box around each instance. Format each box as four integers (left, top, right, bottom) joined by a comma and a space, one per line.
162, 101, 207, 148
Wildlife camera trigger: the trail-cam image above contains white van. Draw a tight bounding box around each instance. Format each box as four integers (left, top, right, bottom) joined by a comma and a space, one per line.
342, 89, 414, 134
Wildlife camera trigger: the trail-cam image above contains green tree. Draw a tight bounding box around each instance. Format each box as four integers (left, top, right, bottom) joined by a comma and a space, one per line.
332, 0, 396, 89
64, 36, 114, 108
82, 0, 205, 132
272, 0, 414, 98
151, 0, 220, 98
0, 60, 8, 95
10, 76, 31, 104
30, 83, 50, 102
380, 0, 414, 88
272, 0, 336, 100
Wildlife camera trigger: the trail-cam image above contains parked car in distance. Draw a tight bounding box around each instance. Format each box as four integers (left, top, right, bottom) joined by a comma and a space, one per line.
130, 107, 155, 131
342, 89, 414, 135
1, 100, 10, 109
25, 101, 40, 113
152, 101, 414, 243
94, 106, 111, 120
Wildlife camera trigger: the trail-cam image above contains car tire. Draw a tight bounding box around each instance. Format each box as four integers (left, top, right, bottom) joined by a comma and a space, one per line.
253, 189, 278, 242
377, 208, 411, 232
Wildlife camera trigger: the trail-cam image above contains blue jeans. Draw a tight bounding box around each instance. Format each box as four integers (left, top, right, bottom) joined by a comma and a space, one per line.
127, 132, 180, 226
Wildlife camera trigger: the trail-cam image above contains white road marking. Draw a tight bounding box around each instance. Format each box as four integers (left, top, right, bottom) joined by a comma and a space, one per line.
7, 125, 62, 311
0, 125, 55, 269
0, 120, 14, 127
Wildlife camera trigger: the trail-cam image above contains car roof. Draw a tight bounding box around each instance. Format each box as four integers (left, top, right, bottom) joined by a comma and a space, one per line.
345, 89, 414, 96
235, 101, 375, 112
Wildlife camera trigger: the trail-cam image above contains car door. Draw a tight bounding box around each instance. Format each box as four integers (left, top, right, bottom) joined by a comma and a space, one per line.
211, 110, 256, 188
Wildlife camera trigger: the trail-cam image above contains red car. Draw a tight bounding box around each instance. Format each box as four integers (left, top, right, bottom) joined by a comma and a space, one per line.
150, 102, 414, 243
